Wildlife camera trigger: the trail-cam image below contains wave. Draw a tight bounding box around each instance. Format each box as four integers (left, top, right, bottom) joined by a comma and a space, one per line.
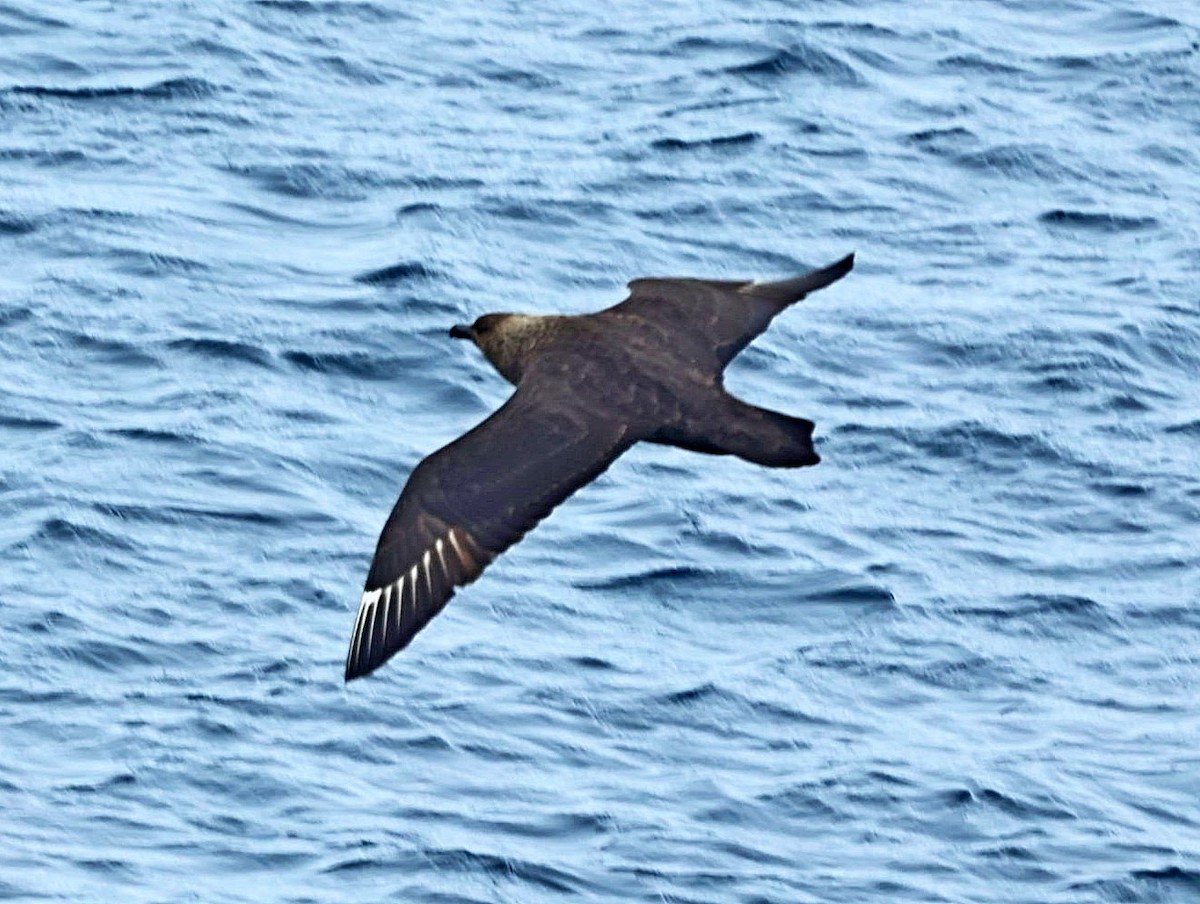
7, 76, 215, 102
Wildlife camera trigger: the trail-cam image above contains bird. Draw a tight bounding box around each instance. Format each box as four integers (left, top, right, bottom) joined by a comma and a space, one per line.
344, 252, 855, 680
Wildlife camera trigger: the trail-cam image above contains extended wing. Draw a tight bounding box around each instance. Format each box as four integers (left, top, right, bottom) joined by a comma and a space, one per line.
608, 253, 854, 372
344, 378, 632, 680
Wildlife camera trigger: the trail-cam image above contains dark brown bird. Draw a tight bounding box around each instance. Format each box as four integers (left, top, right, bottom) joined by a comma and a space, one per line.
345, 253, 854, 680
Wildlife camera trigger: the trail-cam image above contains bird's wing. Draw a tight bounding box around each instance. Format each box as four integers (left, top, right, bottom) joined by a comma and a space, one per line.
344, 378, 632, 680
608, 253, 854, 370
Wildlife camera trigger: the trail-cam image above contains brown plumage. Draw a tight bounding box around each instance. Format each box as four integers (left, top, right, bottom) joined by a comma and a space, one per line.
344, 253, 854, 680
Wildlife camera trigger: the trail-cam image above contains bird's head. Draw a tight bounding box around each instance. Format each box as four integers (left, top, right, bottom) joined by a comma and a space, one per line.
449, 313, 553, 384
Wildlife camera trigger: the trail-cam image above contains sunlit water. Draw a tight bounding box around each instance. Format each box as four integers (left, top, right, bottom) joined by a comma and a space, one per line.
2, 1, 1198, 901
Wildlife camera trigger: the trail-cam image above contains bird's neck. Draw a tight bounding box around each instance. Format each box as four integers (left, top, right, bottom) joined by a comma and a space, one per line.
478, 314, 560, 384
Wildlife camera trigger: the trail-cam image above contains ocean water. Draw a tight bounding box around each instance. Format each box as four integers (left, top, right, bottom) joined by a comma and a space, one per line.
2, 1, 1198, 901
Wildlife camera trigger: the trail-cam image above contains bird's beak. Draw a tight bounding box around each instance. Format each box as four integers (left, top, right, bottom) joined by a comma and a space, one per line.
449, 324, 472, 340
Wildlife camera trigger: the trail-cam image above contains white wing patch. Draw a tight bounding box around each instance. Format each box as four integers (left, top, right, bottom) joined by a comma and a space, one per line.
434, 538, 449, 580
349, 588, 381, 669
447, 529, 469, 565
347, 526, 481, 675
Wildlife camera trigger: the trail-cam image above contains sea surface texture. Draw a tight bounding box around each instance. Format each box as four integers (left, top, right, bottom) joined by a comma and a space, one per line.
2, 1, 1198, 901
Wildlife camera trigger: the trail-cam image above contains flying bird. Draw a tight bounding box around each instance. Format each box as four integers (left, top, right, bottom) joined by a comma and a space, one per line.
345, 253, 855, 680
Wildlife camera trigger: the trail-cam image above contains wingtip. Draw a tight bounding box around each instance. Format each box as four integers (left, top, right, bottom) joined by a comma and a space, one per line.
343, 647, 369, 682
344, 647, 384, 682
813, 251, 855, 288
344, 641, 387, 682
344, 525, 489, 684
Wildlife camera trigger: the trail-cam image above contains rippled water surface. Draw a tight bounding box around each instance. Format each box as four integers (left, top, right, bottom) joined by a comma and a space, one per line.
3, 1, 1199, 901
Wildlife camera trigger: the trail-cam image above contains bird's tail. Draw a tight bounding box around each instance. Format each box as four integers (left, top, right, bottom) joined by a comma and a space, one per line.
654, 393, 820, 469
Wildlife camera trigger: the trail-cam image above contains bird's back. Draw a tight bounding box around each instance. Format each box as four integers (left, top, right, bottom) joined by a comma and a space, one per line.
527, 312, 714, 436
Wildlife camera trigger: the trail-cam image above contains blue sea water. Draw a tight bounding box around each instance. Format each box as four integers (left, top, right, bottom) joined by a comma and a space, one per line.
2, 0, 1199, 901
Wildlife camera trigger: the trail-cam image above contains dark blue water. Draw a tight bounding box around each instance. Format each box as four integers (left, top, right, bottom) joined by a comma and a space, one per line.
2, 1, 1199, 901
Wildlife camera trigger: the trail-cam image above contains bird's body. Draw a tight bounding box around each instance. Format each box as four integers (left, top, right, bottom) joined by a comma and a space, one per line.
345, 253, 855, 680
